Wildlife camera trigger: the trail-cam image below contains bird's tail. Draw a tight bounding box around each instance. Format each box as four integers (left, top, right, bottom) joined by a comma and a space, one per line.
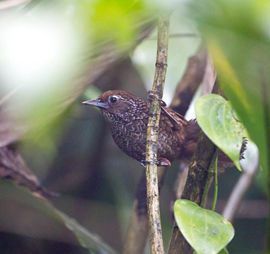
183, 119, 247, 170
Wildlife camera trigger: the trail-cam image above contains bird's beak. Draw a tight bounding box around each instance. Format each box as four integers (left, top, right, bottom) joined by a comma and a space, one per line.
82, 99, 107, 109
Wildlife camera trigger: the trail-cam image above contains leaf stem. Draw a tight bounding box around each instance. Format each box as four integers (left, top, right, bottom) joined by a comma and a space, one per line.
211, 157, 218, 211
200, 148, 219, 208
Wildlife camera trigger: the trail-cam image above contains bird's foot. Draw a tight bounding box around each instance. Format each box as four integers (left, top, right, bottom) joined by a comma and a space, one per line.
141, 157, 171, 167
158, 158, 171, 167
141, 158, 159, 166
147, 90, 167, 106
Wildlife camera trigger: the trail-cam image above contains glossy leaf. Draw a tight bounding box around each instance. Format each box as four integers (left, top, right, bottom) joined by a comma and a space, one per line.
195, 94, 244, 170
174, 199, 234, 254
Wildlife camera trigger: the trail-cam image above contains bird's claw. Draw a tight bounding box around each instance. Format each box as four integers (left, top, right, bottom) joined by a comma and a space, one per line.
141, 157, 171, 167
147, 90, 167, 106
141, 158, 160, 166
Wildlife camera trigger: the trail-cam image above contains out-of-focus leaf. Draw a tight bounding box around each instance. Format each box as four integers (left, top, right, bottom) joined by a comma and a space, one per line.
84, 86, 103, 102
0, 180, 118, 254
55, 211, 118, 254
0, 146, 57, 198
218, 248, 229, 254
195, 94, 244, 170
0, 0, 156, 148
75, 0, 156, 51
174, 199, 234, 254
189, 0, 270, 184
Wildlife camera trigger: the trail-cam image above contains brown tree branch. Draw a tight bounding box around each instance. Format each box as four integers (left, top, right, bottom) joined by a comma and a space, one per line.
123, 168, 166, 254
0, 146, 57, 198
170, 45, 207, 115
170, 47, 210, 208
167, 82, 222, 254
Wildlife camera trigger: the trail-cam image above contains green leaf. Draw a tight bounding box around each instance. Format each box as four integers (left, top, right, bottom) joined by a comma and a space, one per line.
0, 180, 118, 254
174, 199, 234, 254
195, 94, 244, 170
217, 248, 229, 254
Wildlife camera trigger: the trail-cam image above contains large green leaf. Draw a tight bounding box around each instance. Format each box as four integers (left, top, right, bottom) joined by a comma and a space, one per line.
0, 180, 118, 254
195, 94, 244, 170
174, 199, 234, 254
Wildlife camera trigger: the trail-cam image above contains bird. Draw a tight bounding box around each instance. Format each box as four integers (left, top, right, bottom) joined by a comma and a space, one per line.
83, 90, 245, 168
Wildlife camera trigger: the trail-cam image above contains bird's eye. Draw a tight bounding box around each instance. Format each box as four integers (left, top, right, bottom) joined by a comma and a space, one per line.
109, 96, 118, 104
97, 98, 102, 102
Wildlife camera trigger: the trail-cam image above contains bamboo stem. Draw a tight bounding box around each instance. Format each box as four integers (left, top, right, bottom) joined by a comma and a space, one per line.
145, 14, 170, 254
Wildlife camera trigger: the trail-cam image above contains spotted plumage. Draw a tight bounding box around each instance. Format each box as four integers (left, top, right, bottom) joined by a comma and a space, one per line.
83, 90, 246, 167
83, 90, 202, 167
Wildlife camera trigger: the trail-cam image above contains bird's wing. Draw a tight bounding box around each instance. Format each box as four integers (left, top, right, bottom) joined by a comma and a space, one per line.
161, 107, 188, 130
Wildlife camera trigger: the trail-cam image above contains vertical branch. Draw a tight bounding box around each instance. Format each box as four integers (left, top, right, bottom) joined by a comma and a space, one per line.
123, 46, 206, 254
168, 82, 222, 254
123, 169, 166, 254
170, 45, 207, 115
145, 14, 170, 254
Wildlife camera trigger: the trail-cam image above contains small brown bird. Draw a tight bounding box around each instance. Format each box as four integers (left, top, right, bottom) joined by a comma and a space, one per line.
83, 90, 244, 167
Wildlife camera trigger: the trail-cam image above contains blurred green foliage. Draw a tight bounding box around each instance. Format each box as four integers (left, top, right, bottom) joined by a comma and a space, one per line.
0, 0, 268, 253
190, 0, 270, 188
77, 0, 150, 49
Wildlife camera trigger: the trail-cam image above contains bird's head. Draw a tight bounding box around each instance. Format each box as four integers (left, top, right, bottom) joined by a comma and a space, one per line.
83, 90, 147, 122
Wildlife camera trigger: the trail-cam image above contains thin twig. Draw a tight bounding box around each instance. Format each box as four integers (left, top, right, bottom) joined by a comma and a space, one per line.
170, 44, 207, 115
0, 86, 22, 107
222, 152, 259, 222
200, 148, 218, 208
201, 55, 216, 95
211, 157, 218, 211
145, 13, 170, 254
